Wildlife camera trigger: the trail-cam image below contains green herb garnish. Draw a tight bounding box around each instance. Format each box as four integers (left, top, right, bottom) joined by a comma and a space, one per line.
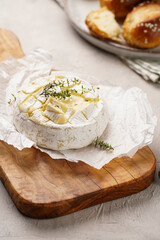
67, 78, 70, 87
12, 94, 16, 101
81, 85, 84, 94
72, 78, 80, 84
41, 87, 77, 100
41, 77, 98, 100
41, 77, 81, 100
81, 86, 100, 94
8, 94, 16, 104
94, 137, 114, 150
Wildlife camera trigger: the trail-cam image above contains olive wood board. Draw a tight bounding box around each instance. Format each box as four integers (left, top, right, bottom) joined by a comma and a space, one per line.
0, 29, 156, 219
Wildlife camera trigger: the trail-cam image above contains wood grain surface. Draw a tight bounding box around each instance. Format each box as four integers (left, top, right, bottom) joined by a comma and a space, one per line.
0, 29, 156, 218
0, 29, 24, 60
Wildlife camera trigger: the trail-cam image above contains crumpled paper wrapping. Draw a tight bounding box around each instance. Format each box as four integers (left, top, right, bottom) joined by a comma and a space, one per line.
0, 49, 157, 169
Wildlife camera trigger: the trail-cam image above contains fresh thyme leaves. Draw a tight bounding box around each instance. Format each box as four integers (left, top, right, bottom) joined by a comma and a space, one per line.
41, 78, 80, 99
71, 89, 78, 93
49, 90, 70, 99
81, 85, 84, 94
72, 78, 80, 84
94, 137, 114, 151
41, 87, 78, 100
67, 78, 70, 87
11, 94, 16, 101
8, 94, 16, 104
41, 82, 62, 99
40, 77, 98, 100
81, 86, 100, 94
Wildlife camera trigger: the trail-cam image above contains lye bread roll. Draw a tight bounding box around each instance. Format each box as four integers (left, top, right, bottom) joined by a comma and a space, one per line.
123, 3, 160, 49
85, 7, 121, 41
100, 0, 144, 18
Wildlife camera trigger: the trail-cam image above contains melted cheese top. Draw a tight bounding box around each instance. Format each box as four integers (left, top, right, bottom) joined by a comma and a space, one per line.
17, 75, 100, 125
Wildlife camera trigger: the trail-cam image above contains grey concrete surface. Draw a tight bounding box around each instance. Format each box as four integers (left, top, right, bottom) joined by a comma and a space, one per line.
0, 0, 160, 239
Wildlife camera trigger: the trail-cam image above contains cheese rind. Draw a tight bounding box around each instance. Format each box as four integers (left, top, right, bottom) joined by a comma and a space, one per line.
13, 72, 109, 150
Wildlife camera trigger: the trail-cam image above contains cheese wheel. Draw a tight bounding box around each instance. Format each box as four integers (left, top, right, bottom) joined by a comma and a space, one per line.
13, 72, 109, 150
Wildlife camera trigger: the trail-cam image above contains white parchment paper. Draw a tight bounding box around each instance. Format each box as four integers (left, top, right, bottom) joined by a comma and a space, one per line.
0, 49, 157, 169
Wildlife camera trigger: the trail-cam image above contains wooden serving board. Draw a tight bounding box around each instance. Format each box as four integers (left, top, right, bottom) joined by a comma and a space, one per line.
0, 29, 156, 219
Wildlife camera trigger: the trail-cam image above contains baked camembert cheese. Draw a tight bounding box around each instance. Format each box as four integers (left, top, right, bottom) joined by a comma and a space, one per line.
13, 72, 108, 150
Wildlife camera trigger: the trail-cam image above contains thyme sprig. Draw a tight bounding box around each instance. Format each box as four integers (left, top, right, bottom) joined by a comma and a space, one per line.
8, 94, 16, 104
41, 77, 99, 100
41, 78, 80, 99
81, 86, 100, 94
72, 78, 80, 84
41, 86, 78, 100
94, 137, 114, 151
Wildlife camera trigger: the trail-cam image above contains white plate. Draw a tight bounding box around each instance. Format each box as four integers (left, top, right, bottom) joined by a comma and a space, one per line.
65, 0, 160, 59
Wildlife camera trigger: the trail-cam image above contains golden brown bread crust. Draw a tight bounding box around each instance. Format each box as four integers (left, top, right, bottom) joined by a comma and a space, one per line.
100, 0, 144, 18
85, 9, 109, 40
123, 3, 160, 48
85, 8, 121, 41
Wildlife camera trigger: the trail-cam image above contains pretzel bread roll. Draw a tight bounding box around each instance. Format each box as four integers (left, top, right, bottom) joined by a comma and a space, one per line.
100, 0, 144, 18
123, 3, 160, 48
85, 7, 121, 40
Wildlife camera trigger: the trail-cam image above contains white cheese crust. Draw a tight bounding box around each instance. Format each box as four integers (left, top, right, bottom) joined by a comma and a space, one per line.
13, 72, 109, 150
